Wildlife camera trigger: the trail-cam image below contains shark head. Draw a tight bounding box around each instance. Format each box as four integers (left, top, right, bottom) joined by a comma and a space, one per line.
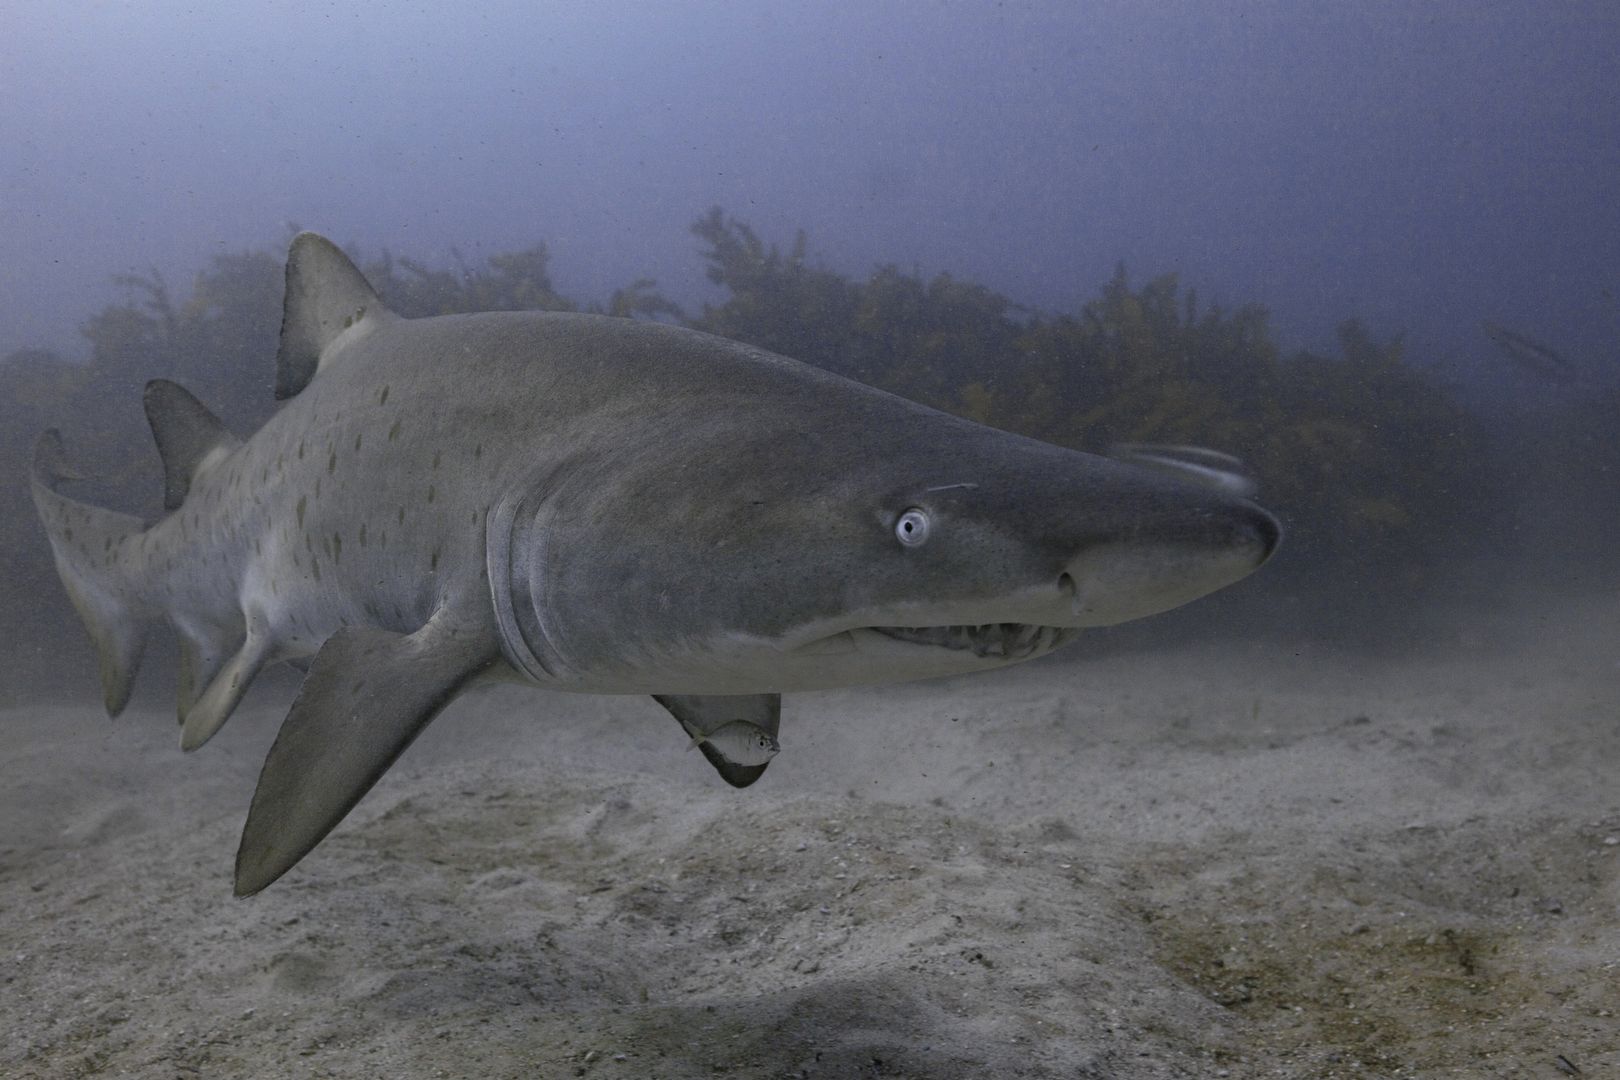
488, 388, 1278, 694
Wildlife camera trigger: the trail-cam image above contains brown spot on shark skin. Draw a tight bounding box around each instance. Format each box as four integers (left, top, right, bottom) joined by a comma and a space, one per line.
474, 443, 483, 460
332, 533, 342, 563
354, 432, 363, 452
388, 419, 401, 441
311, 557, 321, 582
432, 450, 441, 470
397, 506, 405, 524
379, 385, 390, 405
328, 450, 337, 474
359, 523, 367, 547
430, 546, 441, 572
298, 440, 305, 459
427, 485, 436, 504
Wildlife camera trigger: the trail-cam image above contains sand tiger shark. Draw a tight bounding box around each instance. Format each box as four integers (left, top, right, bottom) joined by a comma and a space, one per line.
32, 233, 1279, 896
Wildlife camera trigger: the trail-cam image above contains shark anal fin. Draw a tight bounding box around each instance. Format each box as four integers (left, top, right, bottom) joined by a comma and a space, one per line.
653, 694, 781, 789
143, 380, 242, 511
176, 623, 241, 724
234, 619, 498, 896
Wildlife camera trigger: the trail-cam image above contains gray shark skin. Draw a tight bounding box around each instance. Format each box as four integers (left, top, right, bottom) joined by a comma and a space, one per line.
32, 233, 1280, 896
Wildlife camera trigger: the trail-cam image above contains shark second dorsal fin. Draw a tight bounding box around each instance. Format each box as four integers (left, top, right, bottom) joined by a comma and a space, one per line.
143, 380, 242, 511
275, 232, 393, 400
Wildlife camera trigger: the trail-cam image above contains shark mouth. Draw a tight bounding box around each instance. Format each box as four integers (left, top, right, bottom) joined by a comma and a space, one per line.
868, 622, 1069, 660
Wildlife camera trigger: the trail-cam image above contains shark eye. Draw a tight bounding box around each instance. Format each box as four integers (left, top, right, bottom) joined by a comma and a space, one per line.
895, 508, 931, 547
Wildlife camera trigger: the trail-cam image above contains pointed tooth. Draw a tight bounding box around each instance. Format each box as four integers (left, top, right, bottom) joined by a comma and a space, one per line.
799, 630, 856, 655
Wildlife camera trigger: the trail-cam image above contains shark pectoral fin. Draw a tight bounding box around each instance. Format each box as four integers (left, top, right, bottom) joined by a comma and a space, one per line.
234, 620, 499, 897
653, 694, 781, 789
180, 628, 271, 752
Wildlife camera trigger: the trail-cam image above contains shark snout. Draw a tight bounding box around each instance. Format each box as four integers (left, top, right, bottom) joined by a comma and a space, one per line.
1055, 499, 1280, 626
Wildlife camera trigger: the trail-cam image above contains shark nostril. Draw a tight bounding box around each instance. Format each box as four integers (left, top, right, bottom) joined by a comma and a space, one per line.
1057, 571, 1079, 614
1248, 507, 1282, 561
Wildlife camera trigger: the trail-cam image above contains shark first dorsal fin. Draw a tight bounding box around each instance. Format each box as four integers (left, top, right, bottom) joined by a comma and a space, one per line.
275, 232, 393, 400
143, 380, 242, 511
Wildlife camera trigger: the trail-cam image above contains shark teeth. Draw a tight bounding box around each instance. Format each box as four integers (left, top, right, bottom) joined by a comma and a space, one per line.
869, 622, 1059, 660
795, 630, 857, 655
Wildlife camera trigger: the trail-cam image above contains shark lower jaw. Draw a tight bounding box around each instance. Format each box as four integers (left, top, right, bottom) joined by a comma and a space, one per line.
794, 622, 1079, 662
868, 622, 1072, 661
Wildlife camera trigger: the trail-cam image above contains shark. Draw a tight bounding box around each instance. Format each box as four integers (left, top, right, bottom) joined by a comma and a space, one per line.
32, 233, 1280, 896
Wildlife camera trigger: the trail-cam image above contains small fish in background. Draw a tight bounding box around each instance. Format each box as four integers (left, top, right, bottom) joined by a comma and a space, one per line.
1482, 320, 1575, 383
686, 720, 781, 767
1108, 443, 1260, 499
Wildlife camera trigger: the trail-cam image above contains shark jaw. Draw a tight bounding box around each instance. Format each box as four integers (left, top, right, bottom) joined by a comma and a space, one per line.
765, 583, 1092, 687
799, 622, 1077, 662
768, 530, 1277, 685
671, 618, 1085, 693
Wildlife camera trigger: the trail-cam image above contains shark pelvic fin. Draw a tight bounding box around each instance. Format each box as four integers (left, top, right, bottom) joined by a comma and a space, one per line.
29, 430, 149, 717
276, 232, 394, 400
234, 617, 499, 896
653, 693, 781, 789
143, 380, 242, 511
181, 621, 274, 752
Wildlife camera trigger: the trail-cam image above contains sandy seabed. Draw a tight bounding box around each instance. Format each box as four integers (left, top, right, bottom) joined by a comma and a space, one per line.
2, 585, 1616, 1079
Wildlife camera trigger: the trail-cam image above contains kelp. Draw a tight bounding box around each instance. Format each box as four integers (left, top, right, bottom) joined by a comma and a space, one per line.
0, 211, 1513, 623
686, 215, 1481, 568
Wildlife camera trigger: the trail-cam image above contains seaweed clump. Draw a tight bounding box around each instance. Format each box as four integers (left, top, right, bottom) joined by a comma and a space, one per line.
686, 209, 1482, 578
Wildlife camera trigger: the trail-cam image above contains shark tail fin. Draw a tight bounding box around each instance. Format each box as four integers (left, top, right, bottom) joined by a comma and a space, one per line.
30, 430, 150, 716
143, 380, 242, 511
275, 232, 394, 400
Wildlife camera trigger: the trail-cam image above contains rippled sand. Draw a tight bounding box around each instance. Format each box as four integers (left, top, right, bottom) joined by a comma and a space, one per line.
3, 585, 1615, 1078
